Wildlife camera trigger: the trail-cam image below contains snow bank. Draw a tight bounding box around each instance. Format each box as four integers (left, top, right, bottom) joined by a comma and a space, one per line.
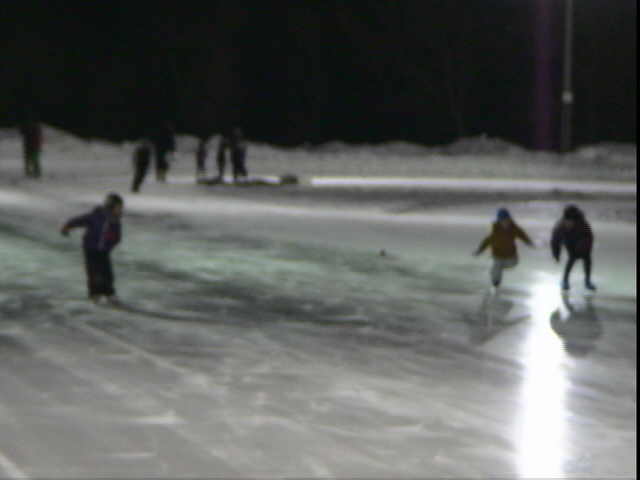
0, 125, 636, 182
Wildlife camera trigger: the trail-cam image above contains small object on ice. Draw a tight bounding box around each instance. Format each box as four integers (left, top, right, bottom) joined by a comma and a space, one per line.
199, 175, 226, 185
279, 174, 299, 185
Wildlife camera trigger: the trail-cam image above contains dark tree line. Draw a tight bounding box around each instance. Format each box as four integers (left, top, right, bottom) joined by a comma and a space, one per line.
0, 0, 635, 149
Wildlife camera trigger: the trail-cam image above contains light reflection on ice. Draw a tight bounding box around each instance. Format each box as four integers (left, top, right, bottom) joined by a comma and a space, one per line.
516, 279, 568, 478
0, 131, 635, 477
310, 176, 637, 194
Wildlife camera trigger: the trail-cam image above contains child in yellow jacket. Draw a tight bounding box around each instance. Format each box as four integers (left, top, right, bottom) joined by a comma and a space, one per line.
473, 208, 534, 288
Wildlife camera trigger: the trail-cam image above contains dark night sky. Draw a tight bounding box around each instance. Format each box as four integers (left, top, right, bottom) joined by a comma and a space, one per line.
0, 0, 636, 150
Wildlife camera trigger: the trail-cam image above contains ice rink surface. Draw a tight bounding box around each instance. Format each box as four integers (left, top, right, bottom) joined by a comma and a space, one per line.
0, 130, 636, 478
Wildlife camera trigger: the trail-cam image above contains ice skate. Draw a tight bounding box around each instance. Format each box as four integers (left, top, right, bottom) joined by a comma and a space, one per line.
105, 295, 122, 306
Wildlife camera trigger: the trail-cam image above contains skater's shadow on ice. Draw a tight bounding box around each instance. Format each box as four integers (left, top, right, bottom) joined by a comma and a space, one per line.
115, 302, 218, 323
62, 295, 224, 324
465, 291, 527, 345
550, 295, 602, 357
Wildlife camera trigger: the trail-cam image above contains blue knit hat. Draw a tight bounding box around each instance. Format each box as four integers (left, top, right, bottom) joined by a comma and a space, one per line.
496, 207, 511, 221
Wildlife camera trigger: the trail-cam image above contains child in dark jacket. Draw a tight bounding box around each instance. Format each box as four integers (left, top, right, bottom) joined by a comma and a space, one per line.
61, 193, 124, 303
473, 208, 534, 288
551, 204, 596, 291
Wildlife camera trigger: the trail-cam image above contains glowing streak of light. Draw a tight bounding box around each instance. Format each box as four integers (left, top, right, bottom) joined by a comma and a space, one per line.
516, 281, 569, 478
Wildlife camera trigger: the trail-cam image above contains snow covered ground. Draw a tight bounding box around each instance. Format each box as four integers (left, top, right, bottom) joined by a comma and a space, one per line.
0, 127, 636, 478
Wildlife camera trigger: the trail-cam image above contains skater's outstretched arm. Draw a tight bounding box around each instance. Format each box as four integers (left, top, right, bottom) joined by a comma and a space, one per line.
473, 234, 492, 256
515, 225, 534, 247
60, 212, 91, 236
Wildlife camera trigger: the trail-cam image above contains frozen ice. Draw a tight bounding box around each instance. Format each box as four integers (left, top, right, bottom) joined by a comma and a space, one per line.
0, 128, 635, 478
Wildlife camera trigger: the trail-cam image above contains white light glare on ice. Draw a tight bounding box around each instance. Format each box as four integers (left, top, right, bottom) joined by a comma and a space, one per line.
516, 280, 568, 479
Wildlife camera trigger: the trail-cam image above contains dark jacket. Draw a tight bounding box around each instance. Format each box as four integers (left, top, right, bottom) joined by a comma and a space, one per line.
20, 123, 42, 153
64, 207, 121, 252
229, 132, 247, 161
133, 144, 152, 169
196, 142, 207, 165
152, 123, 176, 153
476, 221, 532, 259
551, 218, 593, 259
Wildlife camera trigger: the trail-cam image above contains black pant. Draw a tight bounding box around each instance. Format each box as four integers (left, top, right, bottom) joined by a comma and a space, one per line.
216, 151, 226, 178
563, 253, 592, 283
84, 250, 115, 296
156, 149, 170, 181
231, 152, 247, 180
131, 160, 150, 192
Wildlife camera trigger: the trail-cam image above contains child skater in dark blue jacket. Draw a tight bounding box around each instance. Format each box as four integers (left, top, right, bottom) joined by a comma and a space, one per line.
551, 204, 596, 291
61, 193, 124, 304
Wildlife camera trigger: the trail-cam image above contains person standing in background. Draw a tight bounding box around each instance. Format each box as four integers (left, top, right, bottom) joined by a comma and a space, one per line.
131, 139, 153, 193
229, 127, 248, 183
151, 121, 175, 182
195, 137, 208, 180
215, 134, 229, 182
20, 122, 42, 178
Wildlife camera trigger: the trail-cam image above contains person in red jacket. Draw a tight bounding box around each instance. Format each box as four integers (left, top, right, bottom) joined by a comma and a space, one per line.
473, 208, 534, 288
551, 204, 596, 291
61, 193, 124, 304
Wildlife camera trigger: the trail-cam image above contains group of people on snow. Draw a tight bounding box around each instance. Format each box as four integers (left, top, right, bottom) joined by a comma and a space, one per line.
15, 121, 249, 190
130, 121, 176, 192
61, 195, 596, 306
131, 127, 248, 193
195, 127, 249, 183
